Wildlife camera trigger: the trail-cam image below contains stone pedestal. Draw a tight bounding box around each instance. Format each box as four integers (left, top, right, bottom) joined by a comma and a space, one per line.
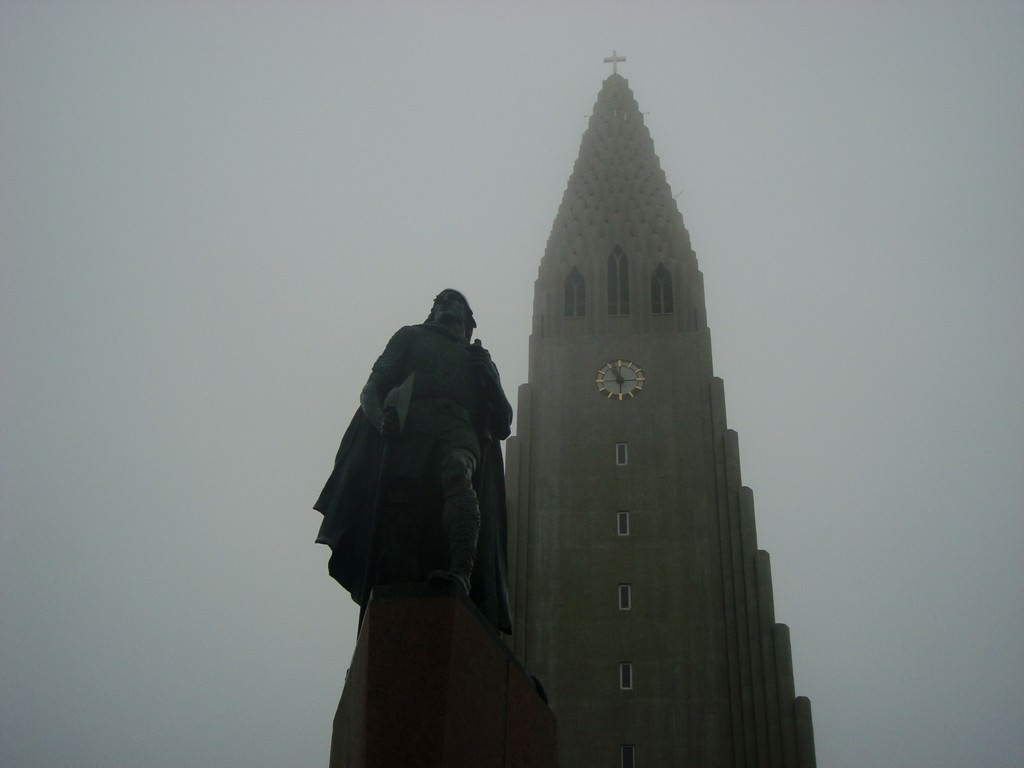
330, 583, 559, 768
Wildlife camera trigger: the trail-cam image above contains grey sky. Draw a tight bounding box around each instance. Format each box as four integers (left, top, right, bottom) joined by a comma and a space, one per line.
2, 3, 1022, 767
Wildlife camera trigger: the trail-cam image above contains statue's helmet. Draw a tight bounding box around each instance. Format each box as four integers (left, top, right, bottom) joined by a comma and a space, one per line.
427, 289, 477, 333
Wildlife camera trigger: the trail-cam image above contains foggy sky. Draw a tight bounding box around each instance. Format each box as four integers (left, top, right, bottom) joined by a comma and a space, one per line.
2, 3, 1022, 767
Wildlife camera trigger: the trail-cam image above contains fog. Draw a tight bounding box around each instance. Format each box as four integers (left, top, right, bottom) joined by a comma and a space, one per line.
2, 3, 1022, 767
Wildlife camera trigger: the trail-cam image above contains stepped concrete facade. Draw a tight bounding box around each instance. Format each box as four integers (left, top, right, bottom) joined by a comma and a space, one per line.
505, 73, 816, 768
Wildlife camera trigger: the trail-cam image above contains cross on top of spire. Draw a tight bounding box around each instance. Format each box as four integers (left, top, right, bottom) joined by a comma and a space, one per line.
603, 50, 626, 74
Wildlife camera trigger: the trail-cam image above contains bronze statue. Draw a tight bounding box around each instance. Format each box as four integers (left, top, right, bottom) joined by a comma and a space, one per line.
314, 290, 513, 633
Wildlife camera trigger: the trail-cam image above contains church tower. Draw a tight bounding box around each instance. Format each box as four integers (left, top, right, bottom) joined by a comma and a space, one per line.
505, 70, 817, 767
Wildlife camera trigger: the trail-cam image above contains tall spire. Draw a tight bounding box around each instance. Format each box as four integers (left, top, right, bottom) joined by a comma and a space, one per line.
536, 75, 704, 336
509, 72, 817, 767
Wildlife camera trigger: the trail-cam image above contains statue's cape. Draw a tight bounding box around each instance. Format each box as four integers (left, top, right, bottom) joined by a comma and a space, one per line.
313, 409, 512, 634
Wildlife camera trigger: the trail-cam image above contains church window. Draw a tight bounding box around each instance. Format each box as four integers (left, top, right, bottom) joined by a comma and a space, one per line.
615, 443, 628, 466
619, 662, 633, 690
616, 510, 630, 536
651, 264, 674, 314
618, 583, 632, 610
621, 745, 636, 768
564, 268, 586, 317
607, 246, 630, 315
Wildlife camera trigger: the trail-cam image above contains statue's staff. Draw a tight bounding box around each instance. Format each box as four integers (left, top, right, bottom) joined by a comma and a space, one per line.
357, 372, 415, 630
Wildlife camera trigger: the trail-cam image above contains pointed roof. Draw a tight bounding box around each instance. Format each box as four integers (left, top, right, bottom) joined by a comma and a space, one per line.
542, 74, 696, 275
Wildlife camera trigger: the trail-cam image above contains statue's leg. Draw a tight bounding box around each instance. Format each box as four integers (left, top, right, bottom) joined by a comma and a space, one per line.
435, 448, 480, 595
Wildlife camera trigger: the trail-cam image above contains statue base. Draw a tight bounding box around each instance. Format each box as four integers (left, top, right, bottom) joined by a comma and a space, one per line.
329, 583, 559, 768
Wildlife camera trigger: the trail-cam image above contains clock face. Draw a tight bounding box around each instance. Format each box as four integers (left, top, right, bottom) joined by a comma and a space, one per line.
595, 359, 646, 400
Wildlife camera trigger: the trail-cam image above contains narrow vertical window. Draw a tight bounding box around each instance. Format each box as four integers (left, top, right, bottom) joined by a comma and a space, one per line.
607, 246, 630, 315
651, 263, 674, 314
619, 662, 633, 690
621, 744, 636, 768
615, 442, 628, 466
564, 267, 586, 317
616, 510, 630, 536
618, 583, 632, 610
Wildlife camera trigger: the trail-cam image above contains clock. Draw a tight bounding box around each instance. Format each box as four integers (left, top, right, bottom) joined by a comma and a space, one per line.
595, 359, 646, 400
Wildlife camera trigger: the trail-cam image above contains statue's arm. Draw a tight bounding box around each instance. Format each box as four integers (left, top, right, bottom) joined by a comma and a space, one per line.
360, 328, 409, 435
470, 342, 513, 440
489, 381, 514, 440
359, 372, 388, 432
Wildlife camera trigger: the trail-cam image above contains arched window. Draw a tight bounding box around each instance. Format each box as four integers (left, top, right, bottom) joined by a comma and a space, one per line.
564, 268, 586, 317
651, 264, 674, 314
607, 246, 629, 315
